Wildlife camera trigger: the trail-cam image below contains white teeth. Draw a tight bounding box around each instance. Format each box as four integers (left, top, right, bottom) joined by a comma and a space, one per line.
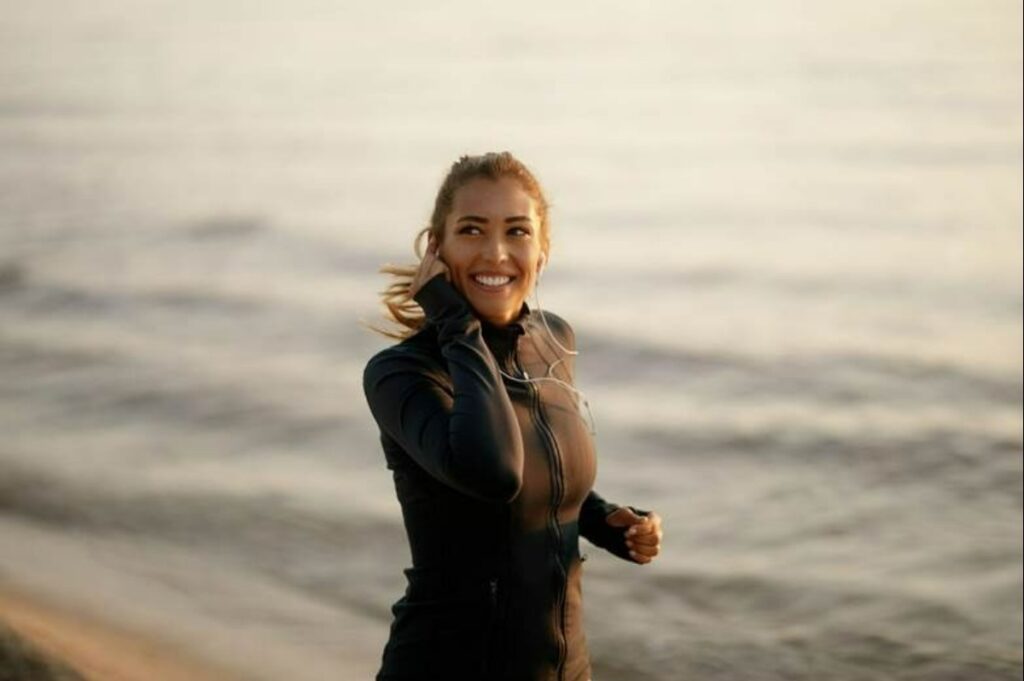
473, 275, 512, 287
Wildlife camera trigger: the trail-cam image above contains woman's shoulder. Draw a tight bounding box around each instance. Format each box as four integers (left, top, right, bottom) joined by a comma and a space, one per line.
533, 309, 576, 351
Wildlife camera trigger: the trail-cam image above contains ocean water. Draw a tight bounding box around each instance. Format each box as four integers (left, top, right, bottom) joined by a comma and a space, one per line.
1, 1, 1021, 679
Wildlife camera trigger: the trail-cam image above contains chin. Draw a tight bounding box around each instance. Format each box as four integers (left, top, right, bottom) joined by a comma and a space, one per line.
473, 302, 519, 326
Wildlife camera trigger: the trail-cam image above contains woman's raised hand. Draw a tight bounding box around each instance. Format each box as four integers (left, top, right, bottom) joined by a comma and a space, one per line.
410, 234, 451, 298
606, 507, 663, 565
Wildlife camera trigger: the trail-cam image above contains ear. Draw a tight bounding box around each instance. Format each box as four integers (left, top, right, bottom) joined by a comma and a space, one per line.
432, 233, 449, 264
537, 251, 547, 274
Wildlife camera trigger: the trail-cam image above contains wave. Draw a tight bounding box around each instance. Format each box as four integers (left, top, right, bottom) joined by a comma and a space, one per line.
0, 333, 358, 451
578, 333, 1022, 407
585, 565, 1021, 681
631, 423, 1022, 501
547, 263, 1022, 317
645, 570, 976, 630
0, 460, 405, 621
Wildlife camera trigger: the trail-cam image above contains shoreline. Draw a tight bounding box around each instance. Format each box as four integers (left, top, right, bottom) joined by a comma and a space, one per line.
0, 517, 385, 680
0, 585, 243, 681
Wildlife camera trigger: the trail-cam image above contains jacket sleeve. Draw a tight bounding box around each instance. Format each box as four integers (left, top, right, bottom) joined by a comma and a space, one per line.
579, 490, 650, 562
362, 273, 525, 503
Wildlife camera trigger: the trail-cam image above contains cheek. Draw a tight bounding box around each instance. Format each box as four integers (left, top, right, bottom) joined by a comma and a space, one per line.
438, 244, 467, 274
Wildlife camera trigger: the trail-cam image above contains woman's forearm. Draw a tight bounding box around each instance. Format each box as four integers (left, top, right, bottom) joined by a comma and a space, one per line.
363, 274, 525, 502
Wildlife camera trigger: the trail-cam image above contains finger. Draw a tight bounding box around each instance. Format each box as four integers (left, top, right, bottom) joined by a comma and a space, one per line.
626, 533, 659, 547
421, 251, 442, 273
629, 543, 660, 559
630, 524, 662, 541
632, 514, 662, 534
638, 542, 661, 557
625, 521, 654, 537
624, 519, 645, 535
608, 507, 655, 531
626, 526, 659, 545
626, 544, 659, 561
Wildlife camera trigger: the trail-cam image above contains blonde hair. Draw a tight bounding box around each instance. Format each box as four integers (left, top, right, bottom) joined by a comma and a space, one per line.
367, 151, 551, 340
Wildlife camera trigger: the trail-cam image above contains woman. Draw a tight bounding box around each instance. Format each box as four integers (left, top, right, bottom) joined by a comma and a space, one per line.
363, 152, 663, 681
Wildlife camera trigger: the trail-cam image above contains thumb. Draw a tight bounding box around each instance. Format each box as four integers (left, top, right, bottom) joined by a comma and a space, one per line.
605, 506, 648, 528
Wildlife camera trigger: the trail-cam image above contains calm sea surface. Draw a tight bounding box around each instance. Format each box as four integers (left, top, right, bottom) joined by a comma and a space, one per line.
1, 1, 1021, 679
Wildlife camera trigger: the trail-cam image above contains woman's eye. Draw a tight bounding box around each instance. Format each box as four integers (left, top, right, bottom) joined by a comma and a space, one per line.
456, 225, 530, 236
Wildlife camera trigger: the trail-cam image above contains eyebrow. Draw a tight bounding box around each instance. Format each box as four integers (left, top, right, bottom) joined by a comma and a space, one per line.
456, 215, 533, 224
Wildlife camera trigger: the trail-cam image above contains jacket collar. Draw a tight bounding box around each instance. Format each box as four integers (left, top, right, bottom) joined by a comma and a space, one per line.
480, 301, 531, 363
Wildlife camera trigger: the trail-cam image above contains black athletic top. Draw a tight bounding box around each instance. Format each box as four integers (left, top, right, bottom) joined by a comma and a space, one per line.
363, 273, 648, 681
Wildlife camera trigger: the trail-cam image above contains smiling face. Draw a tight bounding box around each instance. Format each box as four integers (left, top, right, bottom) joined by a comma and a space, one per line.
438, 176, 546, 327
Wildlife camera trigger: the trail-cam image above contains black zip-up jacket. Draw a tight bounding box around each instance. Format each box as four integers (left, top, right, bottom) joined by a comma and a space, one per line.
363, 273, 648, 681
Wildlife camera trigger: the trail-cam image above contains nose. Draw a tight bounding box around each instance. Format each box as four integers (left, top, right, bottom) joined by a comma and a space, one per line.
481, 233, 509, 264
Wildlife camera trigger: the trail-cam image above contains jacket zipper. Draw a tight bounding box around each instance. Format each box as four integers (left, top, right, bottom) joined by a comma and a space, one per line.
515, 352, 569, 680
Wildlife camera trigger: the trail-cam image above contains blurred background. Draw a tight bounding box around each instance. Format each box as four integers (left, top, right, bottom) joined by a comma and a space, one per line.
1, 1, 1021, 679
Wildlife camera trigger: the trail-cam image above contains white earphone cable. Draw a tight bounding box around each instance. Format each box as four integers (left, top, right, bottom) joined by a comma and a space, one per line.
496, 267, 596, 435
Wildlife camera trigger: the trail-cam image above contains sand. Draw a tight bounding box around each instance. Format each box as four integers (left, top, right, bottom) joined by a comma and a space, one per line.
0, 517, 385, 681
0, 586, 243, 681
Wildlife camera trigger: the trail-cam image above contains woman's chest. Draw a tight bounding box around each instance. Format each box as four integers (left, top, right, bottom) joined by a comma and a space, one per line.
503, 357, 597, 524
